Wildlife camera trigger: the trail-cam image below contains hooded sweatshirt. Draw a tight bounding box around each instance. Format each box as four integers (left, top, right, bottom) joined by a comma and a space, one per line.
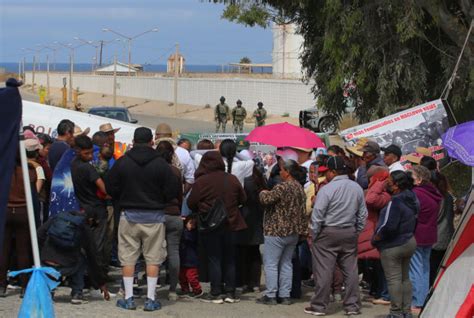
188, 151, 247, 231
413, 183, 443, 246
105, 144, 179, 211
373, 189, 419, 250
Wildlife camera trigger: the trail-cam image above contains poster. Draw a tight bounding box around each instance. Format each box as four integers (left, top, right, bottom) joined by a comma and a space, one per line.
340, 99, 449, 165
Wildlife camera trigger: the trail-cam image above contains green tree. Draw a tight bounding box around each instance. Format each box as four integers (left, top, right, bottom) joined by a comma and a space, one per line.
239, 56, 252, 64
211, 0, 474, 123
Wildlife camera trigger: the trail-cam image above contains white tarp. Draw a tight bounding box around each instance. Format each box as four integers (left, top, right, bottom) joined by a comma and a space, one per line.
22, 100, 145, 147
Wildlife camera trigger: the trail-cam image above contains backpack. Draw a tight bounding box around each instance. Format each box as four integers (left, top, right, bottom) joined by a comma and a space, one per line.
198, 175, 229, 233
47, 211, 86, 249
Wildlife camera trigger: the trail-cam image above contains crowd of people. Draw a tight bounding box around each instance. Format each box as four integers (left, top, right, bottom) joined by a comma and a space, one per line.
1, 118, 465, 317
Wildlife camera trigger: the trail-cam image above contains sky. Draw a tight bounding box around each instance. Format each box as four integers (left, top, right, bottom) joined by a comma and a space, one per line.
0, 0, 272, 65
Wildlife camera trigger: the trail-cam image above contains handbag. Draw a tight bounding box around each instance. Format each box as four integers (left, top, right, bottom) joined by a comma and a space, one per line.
198, 174, 229, 233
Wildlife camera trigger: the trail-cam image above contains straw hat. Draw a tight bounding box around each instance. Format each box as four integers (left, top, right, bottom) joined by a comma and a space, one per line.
99, 123, 121, 134
405, 154, 422, 165
73, 125, 90, 137
416, 147, 432, 157
346, 137, 369, 157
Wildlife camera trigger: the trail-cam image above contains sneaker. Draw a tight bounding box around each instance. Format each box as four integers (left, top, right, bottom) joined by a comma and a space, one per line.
302, 279, 315, 288
71, 293, 89, 305
116, 297, 137, 310
345, 310, 361, 316
176, 289, 190, 297
189, 290, 204, 298
372, 298, 391, 305
200, 293, 224, 304
304, 307, 326, 316
224, 293, 240, 303
279, 297, 292, 305
143, 298, 162, 311
256, 295, 277, 305
168, 292, 178, 301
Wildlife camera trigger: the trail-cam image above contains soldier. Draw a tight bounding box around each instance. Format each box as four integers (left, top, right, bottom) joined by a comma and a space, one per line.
232, 100, 247, 133
253, 102, 267, 127
214, 96, 230, 133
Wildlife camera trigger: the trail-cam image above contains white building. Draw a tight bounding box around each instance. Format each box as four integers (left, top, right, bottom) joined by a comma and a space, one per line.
272, 23, 304, 79
95, 62, 139, 76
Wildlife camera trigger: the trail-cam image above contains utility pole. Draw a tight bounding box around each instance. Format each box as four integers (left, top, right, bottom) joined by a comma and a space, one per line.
46, 55, 50, 101
69, 51, 74, 102
174, 43, 179, 116
128, 39, 132, 77
99, 40, 104, 66
32, 55, 36, 91
113, 55, 117, 107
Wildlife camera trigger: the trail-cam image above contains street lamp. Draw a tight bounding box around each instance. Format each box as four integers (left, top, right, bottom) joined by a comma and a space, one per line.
22, 47, 44, 91
73, 37, 100, 70
38, 43, 61, 71
102, 27, 158, 76
54, 42, 86, 102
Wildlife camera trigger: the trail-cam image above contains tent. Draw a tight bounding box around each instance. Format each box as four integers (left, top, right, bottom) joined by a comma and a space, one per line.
421, 188, 474, 318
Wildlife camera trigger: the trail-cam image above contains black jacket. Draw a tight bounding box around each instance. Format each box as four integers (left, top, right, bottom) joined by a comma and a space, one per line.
105, 145, 179, 211
372, 189, 419, 250
180, 228, 199, 268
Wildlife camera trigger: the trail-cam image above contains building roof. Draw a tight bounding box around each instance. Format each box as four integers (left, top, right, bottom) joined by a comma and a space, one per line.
95, 62, 139, 73
229, 63, 272, 68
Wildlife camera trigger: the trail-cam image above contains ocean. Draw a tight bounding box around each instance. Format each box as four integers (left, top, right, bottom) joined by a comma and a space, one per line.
0, 62, 271, 74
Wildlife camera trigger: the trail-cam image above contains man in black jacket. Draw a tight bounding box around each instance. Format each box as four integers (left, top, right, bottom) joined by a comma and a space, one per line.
105, 127, 178, 312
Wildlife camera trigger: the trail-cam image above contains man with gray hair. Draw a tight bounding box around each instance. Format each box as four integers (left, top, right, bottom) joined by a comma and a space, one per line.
305, 156, 368, 316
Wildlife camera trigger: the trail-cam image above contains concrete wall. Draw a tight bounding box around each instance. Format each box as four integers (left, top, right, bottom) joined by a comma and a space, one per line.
25, 72, 316, 117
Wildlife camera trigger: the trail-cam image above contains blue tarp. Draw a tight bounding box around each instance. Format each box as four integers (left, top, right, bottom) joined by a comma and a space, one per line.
9, 267, 61, 318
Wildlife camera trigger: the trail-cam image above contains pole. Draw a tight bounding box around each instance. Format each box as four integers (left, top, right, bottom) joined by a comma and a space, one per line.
32, 55, 36, 91
69, 50, 73, 102
99, 40, 104, 66
19, 126, 41, 267
174, 43, 179, 116
128, 39, 132, 77
18, 60, 21, 80
95, 46, 99, 70
46, 55, 50, 101
113, 55, 117, 107
22, 58, 26, 81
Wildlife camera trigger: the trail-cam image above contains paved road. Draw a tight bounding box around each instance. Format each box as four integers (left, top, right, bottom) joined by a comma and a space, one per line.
0, 269, 390, 318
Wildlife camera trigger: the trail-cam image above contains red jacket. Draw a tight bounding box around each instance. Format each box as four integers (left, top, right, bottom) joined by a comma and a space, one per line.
358, 171, 391, 259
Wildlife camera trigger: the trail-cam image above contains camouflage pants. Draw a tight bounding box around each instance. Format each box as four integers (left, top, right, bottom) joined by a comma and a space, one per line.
234, 120, 244, 133
255, 120, 265, 127
216, 117, 228, 133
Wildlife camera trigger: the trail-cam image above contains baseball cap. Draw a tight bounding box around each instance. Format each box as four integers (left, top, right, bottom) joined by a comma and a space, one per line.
327, 156, 346, 171
318, 165, 329, 173
381, 144, 402, 159
25, 138, 43, 152
358, 141, 380, 154
134, 127, 153, 144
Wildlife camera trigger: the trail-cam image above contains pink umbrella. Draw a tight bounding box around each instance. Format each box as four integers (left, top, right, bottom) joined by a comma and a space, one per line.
245, 122, 326, 148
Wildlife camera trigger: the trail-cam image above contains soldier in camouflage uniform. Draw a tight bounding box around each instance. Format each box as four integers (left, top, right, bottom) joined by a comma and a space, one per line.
253, 102, 267, 127
214, 96, 230, 133
232, 99, 247, 133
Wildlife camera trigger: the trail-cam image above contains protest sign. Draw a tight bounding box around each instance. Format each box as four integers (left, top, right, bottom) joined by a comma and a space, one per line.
340, 99, 449, 166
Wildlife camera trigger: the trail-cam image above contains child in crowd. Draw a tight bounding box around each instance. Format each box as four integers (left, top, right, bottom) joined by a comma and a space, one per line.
178, 215, 203, 298
95, 145, 114, 177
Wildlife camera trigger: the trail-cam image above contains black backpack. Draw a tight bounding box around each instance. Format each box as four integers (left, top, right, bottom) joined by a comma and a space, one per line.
47, 211, 86, 249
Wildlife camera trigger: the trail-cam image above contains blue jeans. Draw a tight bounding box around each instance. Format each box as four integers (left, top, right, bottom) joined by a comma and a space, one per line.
263, 234, 298, 298
409, 246, 431, 307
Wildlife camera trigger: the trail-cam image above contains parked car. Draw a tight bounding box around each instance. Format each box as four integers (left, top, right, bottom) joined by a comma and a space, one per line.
299, 107, 339, 134
88, 106, 138, 124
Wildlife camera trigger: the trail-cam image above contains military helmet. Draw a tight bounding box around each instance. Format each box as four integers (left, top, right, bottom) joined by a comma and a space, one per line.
220, 96, 225, 102
257, 102, 263, 107
236, 99, 242, 105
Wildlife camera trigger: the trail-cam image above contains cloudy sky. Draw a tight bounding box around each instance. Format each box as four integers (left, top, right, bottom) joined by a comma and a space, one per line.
0, 0, 272, 65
